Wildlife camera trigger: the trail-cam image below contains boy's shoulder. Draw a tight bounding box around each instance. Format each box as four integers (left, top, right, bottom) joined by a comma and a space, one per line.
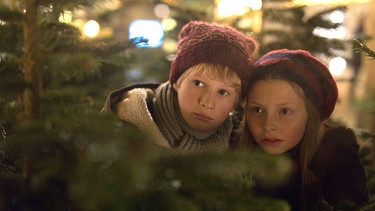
102, 83, 161, 112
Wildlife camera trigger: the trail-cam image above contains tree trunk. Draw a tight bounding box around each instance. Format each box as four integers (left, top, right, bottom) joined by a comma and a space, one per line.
23, 0, 41, 120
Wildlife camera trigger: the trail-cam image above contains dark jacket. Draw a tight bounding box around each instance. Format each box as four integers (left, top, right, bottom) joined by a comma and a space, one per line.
255, 125, 369, 210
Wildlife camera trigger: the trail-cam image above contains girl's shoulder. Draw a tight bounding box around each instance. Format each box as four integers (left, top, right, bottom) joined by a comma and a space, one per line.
312, 124, 369, 207
312, 124, 361, 175
321, 124, 359, 151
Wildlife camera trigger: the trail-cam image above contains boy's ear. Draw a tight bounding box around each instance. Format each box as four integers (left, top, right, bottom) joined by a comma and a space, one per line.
172, 83, 178, 91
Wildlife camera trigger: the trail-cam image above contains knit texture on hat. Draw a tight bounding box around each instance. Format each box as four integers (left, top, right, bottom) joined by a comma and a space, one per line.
252, 49, 338, 121
169, 21, 256, 98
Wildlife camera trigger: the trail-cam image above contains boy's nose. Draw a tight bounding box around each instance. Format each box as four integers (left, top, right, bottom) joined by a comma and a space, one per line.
199, 93, 215, 109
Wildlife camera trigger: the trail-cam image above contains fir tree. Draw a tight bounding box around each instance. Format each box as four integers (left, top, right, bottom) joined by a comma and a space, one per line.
352, 38, 375, 60
259, 0, 346, 57
0, 1, 293, 210
0, 1, 373, 210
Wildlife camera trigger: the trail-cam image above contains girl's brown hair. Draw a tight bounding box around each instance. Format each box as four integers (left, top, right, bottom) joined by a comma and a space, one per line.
240, 76, 325, 210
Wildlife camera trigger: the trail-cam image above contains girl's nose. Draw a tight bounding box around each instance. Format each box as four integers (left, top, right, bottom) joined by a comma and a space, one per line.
262, 113, 276, 132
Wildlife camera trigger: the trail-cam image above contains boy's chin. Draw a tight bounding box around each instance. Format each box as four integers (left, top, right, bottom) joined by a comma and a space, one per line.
188, 123, 218, 132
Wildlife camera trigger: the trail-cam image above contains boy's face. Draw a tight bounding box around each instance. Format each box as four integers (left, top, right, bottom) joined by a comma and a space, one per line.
246, 79, 308, 154
173, 72, 238, 132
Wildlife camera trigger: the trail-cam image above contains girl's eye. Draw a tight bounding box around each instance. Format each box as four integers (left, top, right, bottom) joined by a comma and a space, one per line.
280, 108, 291, 115
218, 89, 230, 96
193, 80, 204, 87
255, 107, 263, 113
249, 106, 263, 114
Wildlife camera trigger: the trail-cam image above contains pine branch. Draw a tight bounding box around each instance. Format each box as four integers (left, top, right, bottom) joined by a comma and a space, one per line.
313, 5, 346, 18
352, 39, 375, 60
81, 37, 149, 58
0, 5, 24, 22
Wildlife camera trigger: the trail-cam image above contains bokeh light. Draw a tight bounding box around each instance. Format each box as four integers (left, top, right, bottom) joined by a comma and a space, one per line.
83, 20, 100, 38
154, 4, 170, 18
329, 56, 347, 76
162, 18, 177, 31
58, 11, 72, 23
129, 20, 164, 48
329, 10, 345, 23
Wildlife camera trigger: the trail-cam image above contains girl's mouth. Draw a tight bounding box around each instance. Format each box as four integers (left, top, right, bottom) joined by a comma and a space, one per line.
261, 138, 281, 146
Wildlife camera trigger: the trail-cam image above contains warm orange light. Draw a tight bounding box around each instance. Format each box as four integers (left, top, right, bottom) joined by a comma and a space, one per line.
292, 0, 370, 6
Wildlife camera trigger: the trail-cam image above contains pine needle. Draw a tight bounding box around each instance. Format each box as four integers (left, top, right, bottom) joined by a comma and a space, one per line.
352, 39, 375, 60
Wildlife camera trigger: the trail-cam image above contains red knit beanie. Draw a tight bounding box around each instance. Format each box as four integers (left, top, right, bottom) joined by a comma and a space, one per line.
169, 21, 256, 98
251, 49, 338, 121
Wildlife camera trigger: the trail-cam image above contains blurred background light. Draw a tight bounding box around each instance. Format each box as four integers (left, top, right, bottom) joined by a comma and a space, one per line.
313, 26, 346, 39
58, 11, 72, 23
248, 0, 263, 10
216, 0, 262, 18
329, 56, 347, 76
292, 0, 371, 5
329, 10, 345, 23
162, 18, 177, 31
83, 20, 100, 38
154, 4, 170, 18
129, 20, 164, 48
103, 0, 122, 10
162, 37, 177, 53
217, 0, 247, 17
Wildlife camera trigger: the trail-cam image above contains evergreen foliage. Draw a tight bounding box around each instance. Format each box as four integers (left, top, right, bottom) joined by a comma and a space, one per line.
259, 1, 346, 57
352, 39, 375, 60
0, 0, 291, 209
0, 0, 374, 210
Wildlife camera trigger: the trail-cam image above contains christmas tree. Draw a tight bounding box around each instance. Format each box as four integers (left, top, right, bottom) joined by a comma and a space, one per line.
0, 1, 291, 210
0, 0, 374, 210
259, 0, 346, 57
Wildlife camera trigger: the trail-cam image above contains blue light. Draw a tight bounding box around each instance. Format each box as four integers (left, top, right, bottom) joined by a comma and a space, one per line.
129, 20, 164, 48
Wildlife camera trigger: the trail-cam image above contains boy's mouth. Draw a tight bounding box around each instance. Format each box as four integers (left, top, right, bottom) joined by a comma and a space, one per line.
194, 113, 213, 121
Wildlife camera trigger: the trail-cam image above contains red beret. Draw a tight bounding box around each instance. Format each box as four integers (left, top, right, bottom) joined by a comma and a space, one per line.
252, 49, 338, 121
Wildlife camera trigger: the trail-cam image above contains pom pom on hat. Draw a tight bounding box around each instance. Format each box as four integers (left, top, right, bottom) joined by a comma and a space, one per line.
252, 49, 338, 121
169, 21, 256, 98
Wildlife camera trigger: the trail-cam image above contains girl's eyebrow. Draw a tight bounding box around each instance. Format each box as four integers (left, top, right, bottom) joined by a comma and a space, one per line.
247, 101, 261, 105
247, 100, 298, 106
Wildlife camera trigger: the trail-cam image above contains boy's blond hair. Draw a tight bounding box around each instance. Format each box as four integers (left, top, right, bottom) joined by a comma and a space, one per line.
174, 63, 241, 102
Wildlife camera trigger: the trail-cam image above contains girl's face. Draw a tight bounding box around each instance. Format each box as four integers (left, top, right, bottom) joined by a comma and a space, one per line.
246, 79, 308, 154
173, 72, 238, 131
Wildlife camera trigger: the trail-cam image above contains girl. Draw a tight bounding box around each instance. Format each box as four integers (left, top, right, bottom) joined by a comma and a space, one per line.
241, 49, 369, 210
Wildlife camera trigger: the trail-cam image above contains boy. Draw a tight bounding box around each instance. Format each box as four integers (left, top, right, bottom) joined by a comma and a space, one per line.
101, 21, 256, 153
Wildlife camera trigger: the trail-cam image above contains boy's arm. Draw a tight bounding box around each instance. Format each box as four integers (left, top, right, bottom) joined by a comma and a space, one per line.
100, 83, 160, 113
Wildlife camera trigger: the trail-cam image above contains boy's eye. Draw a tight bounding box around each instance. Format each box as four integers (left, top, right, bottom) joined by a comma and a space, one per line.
218, 89, 230, 96
193, 80, 204, 87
